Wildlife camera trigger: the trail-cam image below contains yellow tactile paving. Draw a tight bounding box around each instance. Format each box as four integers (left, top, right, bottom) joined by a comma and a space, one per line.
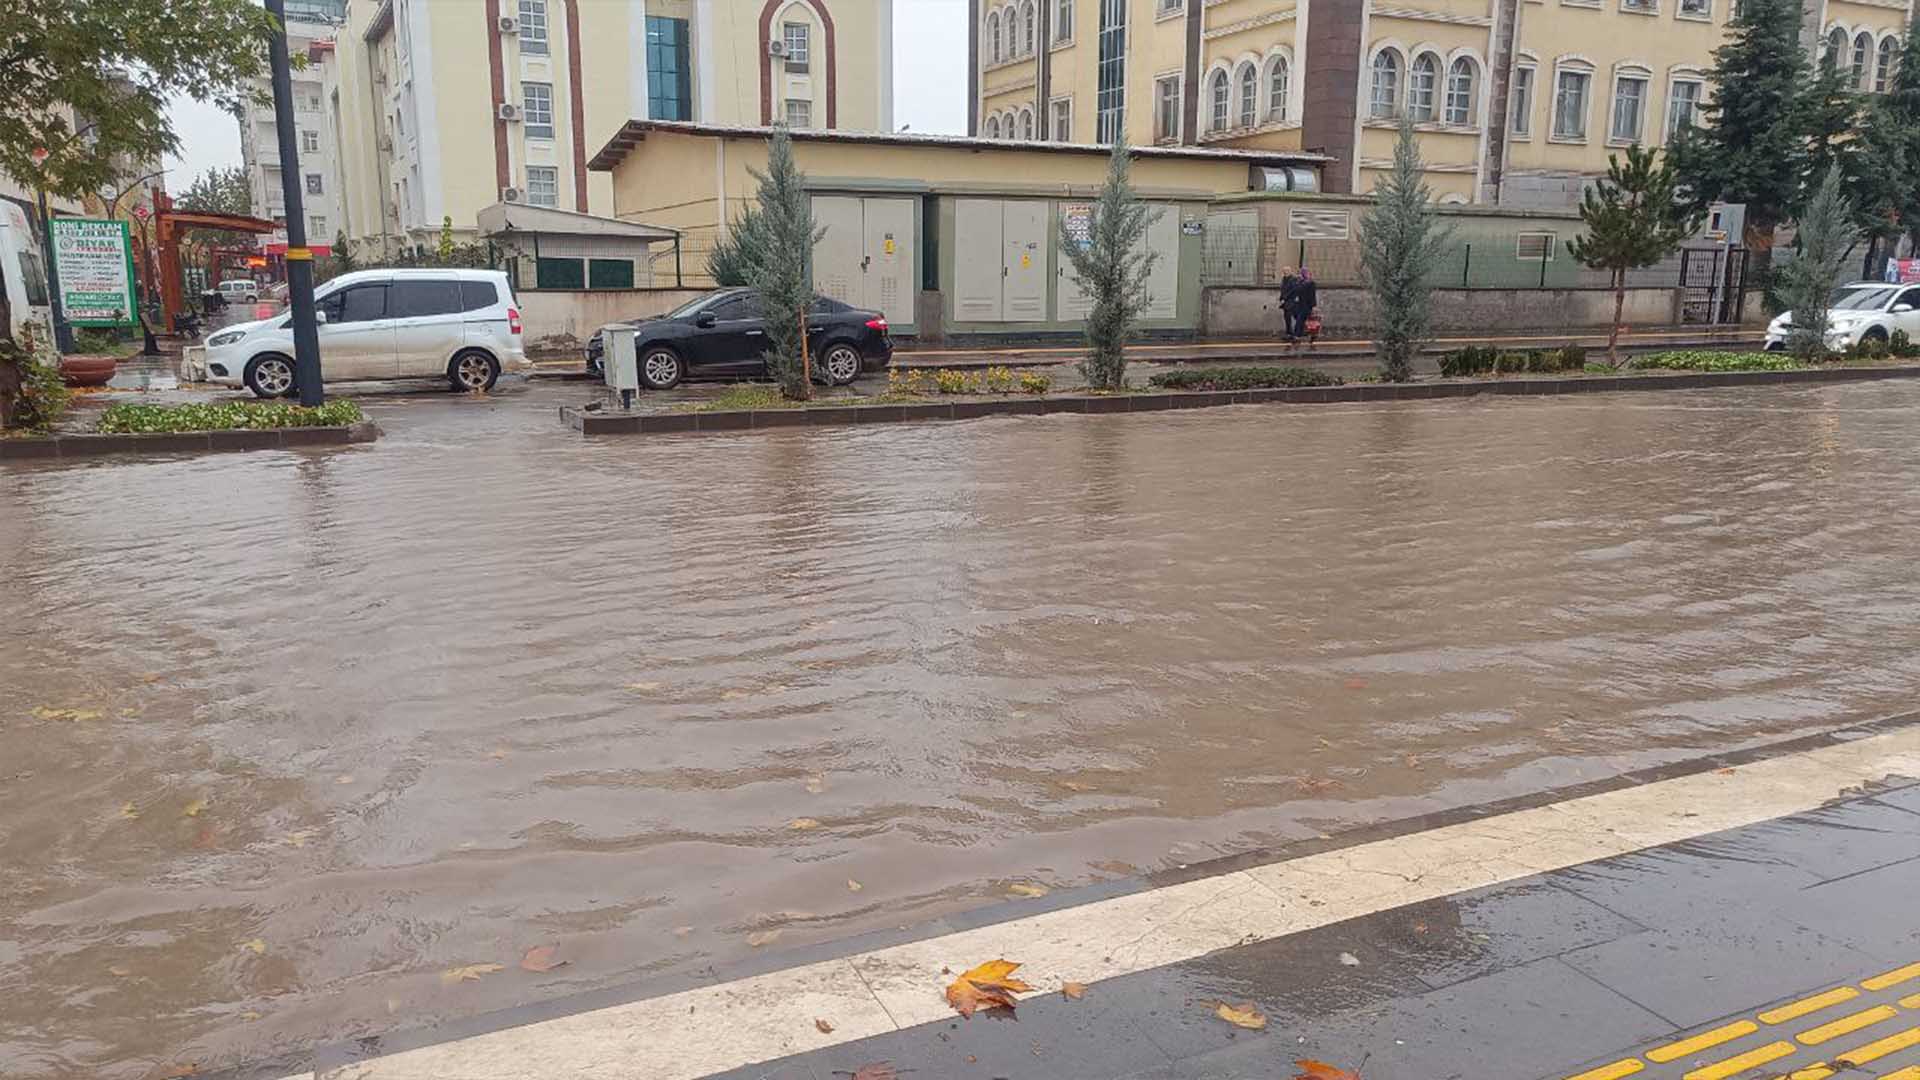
1886, 1068, 1920, 1080
1778, 1066, 1835, 1080
1758, 987, 1859, 1025
1647, 1021, 1760, 1063
1835, 1023, 1920, 1064
1904, 991, 1920, 1009
1565, 1061, 1645, 1080
1864, 962, 1920, 992
1682, 1041, 1796, 1080
1797, 1004, 1899, 1045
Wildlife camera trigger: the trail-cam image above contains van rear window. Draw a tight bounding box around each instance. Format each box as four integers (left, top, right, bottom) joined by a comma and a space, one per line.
459, 280, 498, 312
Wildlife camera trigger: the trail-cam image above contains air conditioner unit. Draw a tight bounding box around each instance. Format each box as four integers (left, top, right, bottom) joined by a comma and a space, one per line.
497, 102, 521, 121
768, 40, 788, 58
501, 186, 524, 203
497, 15, 518, 33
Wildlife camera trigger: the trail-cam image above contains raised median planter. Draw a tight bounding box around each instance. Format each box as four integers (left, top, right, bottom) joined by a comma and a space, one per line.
0, 420, 380, 460
562, 363, 1920, 436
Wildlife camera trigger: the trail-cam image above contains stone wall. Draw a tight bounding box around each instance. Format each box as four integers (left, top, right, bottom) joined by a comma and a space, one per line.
517, 288, 708, 354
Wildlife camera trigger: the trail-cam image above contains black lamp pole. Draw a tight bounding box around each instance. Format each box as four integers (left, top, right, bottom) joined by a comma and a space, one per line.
265, 0, 324, 405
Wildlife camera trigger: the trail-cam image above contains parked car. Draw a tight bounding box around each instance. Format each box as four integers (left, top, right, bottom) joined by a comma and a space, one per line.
1765, 282, 1920, 352
584, 288, 892, 389
219, 279, 261, 303
202, 268, 529, 397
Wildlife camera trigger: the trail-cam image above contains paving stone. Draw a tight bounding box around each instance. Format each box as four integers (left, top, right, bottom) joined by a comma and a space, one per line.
1764, 853, 1920, 957
1354, 878, 1648, 991
699, 1060, 822, 1080
1870, 783, 1920, 817
1545, 838, 1823, 928
1559, 907, 1879, 1029
1728, 799, 1920, 882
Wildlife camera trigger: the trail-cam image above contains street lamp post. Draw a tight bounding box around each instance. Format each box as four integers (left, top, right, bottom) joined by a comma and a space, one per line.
264, 0, 323, 405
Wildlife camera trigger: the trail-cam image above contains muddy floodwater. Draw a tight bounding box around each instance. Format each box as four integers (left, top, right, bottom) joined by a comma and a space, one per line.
6, 382, 1920, 1077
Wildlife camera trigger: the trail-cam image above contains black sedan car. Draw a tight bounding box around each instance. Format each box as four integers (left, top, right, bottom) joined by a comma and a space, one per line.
586, 288, 892, 389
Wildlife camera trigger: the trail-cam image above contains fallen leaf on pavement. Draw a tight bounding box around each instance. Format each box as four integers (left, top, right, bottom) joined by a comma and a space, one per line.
1090, 859, 1138, 876
1293, 776, 1342, 794
1715, 767, 1737, 775
32, 706, 103, 722
672, 926, 693, 937
1061, 982, 1087, 1000
520, 945, 567, 973
109, 965, 131, 977
1212, 1002, 1267, 1030
804, 775, 827, 794
1295, 1060, 1362, 1080
848, 1064, 898, 1080
158, 1064, 199, 1078
239, 1010, 262, 1021
788, 818, 822, 831
1058, 780, 1094, 792
815, 1018, 834, 1034
1343, 678, 1368, 690
488, 748, 509, 760
119, 802, 140, 820
334, 775, 355, 785
180, 798, 208, 818
945, 959, 1034, 1018
1337, 951, 1360, 967
1007, 883, 1049, 898
847, 879, 863, 892
240, 939, 266, 955
625, 681, 662, 692
440, 963, 505, 984
746, 929, 782, 947
282, 830, 313, 848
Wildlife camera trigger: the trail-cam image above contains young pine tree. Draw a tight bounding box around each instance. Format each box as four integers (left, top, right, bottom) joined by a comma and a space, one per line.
1058, 137, 1160, 391
746, 127, 825, 400
1359, 119, 1450, 383
1777, 166, 1860, 359
706, 204, 770, 287
1567, 145, 1702, 369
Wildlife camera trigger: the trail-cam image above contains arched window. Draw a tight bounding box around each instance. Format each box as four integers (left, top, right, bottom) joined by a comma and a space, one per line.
1266, 56, 1289, 122
1209, 69, 1230, 131
985, 114, 1001, 138
987, 11, 1001, 63
1019, 107, 1034, 139
1445, 57, 1476, 125
1409, 53, 1439, 121
1876, 36, 1897, 93
1237, 62, 1258, 128
1854, 31, 1874, 87
1370, 50, 1401, 118
1826, 27, 1847, 68
1022, 0, 1036, 55
1008, 5, 1023, 56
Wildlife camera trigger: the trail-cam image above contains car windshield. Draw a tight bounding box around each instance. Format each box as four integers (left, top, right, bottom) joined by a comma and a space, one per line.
1829, 285, 1898, 311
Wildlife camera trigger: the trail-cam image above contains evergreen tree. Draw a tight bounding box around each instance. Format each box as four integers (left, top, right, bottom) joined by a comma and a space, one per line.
1777, 166, 1860, 359
437, 216, 456, 263
1666, 0, 1807, 264
1568, 146, 1702, 369
745, 127, 824, 400
1801, 53, 1860, 208
1359, 119, 1450, 383
1858, 21, 1920, 257
1057, 137, 1159, 391
706, 205, 771, 287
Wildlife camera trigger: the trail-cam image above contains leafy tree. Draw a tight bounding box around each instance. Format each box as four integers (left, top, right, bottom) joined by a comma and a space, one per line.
1855, 22, 1920, 263
745, 127, 823, 400
0, 0, 271, 428
437, 216, 455, 262
176, 165, 254, 216
707, 204, 771, 287
1776, 166, 1860, 359
1567, 145, 1702, 368
1057, 137, 1160, 392
1801, 54, 1860, 210
1666, 0, 1806, 265
1359, 119, 1450, 383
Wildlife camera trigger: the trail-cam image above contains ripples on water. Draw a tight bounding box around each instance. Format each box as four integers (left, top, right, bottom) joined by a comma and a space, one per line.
4, 384, 1920, 1076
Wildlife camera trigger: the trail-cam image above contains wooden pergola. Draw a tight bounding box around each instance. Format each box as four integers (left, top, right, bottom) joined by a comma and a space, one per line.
152, 191, 278, 332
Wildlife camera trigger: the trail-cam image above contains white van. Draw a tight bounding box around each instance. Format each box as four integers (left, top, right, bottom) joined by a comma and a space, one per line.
0, 199, 53, 339
201, 268, 529, 396
218, 279, 261, 303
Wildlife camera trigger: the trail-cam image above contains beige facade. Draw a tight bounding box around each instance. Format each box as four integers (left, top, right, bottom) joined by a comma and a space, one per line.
970, 0, 1914, 207
330, 0, 893, 255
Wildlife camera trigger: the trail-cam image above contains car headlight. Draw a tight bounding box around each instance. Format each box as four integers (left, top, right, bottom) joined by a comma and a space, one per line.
207, 330, 247, 347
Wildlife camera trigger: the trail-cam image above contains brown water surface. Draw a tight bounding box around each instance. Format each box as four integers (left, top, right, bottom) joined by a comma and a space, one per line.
5, 382, 1920, 1077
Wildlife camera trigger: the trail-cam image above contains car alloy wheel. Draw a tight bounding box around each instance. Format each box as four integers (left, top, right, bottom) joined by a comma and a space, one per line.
249, 356, 295, 398
823, 344, 862, 385
453, 351, 498, 391
642, 348, 683, 389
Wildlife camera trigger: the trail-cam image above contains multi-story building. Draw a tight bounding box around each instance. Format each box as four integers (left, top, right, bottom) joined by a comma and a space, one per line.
331, 0, 895, 255
237, 0, 349, 250
971, 0, 1912, 208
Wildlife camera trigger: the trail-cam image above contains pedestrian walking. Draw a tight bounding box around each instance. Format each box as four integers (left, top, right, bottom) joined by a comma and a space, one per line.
1278, 266, 1300, 343
1290, 267, 1318, 343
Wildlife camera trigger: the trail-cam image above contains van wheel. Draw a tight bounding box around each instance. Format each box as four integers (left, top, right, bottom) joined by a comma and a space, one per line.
641, 346, 684, 390
450, 350, 500, 392
245, 354, 297, 398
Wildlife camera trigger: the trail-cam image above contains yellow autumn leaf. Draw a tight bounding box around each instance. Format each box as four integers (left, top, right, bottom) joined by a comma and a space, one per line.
108, 965, 132, 977
334, 775, 355, 785
1007, 883, 1049, 898
746, 929, 782, 947
1213, 1001, 1267, 1030
804, 775, 827, 794
944, 959, 1034, 1018
118, 802, 140, 820
240, 939, 266, 955
1062, 982, 1088, 1000
847, 879, 863, 892
625, 681, 662, 692
181, 798, 208, 818
787, 818, 822, 831
239, 1011, 263, 1022
440, 963, 505, 984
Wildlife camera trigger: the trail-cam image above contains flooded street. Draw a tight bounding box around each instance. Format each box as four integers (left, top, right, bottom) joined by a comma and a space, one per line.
6, 381, 1920, 1078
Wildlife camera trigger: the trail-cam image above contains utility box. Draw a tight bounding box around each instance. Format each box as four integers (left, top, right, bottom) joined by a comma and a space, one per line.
603, 325, 639, 409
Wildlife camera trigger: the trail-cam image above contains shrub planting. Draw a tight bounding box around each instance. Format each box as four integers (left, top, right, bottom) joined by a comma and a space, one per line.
1628, 351, 1799, 372
96, 400, 364, 434
1147, 366, 1344, 390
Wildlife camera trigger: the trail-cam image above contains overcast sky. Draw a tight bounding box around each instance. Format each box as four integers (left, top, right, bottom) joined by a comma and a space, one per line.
163, 1, 968, 188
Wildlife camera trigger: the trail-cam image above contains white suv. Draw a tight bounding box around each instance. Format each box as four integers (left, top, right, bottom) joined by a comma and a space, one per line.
202, 268, 529, 397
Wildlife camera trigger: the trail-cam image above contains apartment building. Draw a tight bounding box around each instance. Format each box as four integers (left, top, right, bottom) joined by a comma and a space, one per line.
972, 0, 1912, 207
238, 0, 348, 252
330, 0, 894, 254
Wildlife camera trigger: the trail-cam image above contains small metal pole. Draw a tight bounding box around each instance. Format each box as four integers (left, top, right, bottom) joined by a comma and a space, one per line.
1462, 243, 1471, 288
675, 237, 683, 288
1539, 252, 1548, 290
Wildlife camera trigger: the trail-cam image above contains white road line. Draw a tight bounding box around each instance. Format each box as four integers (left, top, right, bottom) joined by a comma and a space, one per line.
319, 726, 1920, 1080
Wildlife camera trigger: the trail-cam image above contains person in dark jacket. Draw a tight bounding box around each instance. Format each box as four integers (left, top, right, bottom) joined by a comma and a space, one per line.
1288, 267, 1318, 342
1278, 266, 1300, 342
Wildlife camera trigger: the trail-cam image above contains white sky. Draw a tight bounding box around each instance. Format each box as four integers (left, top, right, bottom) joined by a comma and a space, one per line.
163, 1, 968, 187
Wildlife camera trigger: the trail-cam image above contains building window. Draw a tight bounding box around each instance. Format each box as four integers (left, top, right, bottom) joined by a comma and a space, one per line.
1208, 69, 1230, 131
526, 165, 559, 207
301, 130, 320, 153
1665, 78, 1701, 138
1516, 231, 1556, 260
1054, 0, 1072, 42
785, 98, 812, 128
1854, 31, 1874, 88
1051, 97, 1072, 140
1022, 0, 1036, 54
1236, 62, 1257, 128
1009, 4, 1025, 56
1370, 50, 1401, 119
987, 11, 1001, 63
518, 0, 549, 54
985, 114, 1001, 138
1825, 27, 1847, 68
305, 173, 324, 194
535, 256, 585, 289
783, 22, 810, 70
1158, 0, 1183, 13
523, 80, 555, 138
1876, 36, 1897, 93
1510, 65, 1534, 135
646, 16, 691, 120
1552, 67, 1590, 139
310, 215, 327, 236
1154, 75, 1180, 141
1015, 107, 1030, 139
1266, 56, 1289, 122
1445, 57, 1475, 125
1677, 0, 1708, 16
588, 258, 635, 289
1095, 0, 1126, 143
1408, 53, 1438, 121
1610, 73, 1646, 142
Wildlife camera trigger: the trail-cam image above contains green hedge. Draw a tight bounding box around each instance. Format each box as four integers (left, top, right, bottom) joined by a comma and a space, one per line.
1627, 351, 1799, 372
1147, 366, 1344, 390
96, 400, 365, 434
1439, 345, 1586, 377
